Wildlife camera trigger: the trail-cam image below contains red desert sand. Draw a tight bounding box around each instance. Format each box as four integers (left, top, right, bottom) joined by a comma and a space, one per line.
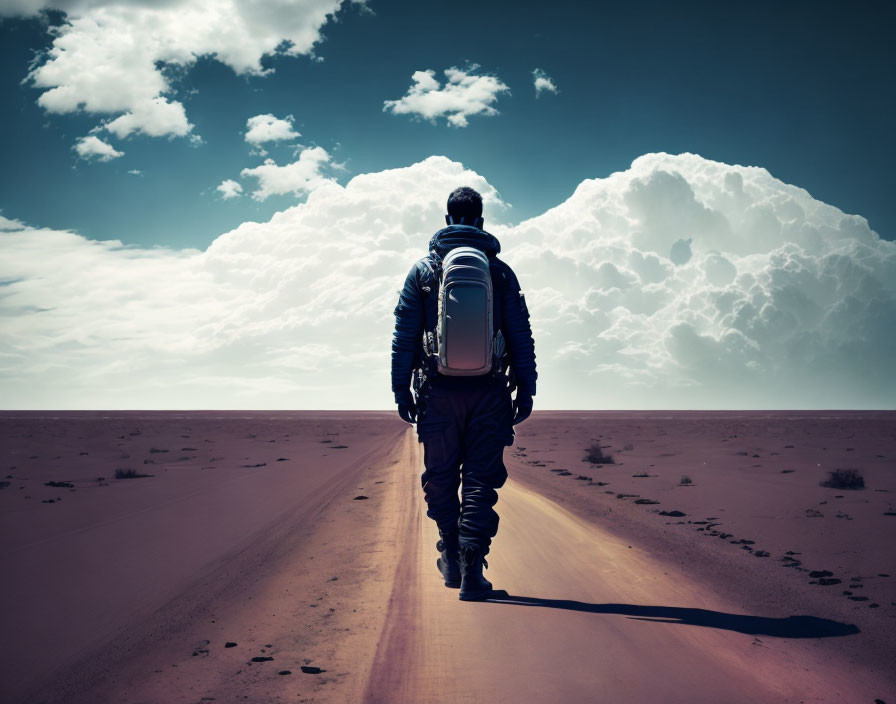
1, 410, 893, 703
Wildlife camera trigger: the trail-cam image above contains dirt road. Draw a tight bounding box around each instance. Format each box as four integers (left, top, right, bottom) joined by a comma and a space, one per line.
365, 429, 889, 704
10, 420, 891, 703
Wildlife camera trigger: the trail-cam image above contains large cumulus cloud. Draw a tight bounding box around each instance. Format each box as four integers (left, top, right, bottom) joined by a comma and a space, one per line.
1, 153, 893, 409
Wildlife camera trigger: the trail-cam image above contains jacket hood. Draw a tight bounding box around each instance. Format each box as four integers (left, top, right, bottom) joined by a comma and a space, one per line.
428, 224, 501, 258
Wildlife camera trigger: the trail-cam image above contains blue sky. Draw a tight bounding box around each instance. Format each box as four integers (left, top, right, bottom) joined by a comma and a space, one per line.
1, 0, 894, 410
1, 0, 893, 249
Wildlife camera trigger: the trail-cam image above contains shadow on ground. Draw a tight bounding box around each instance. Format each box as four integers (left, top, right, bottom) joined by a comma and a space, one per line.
484, 591, 859, 638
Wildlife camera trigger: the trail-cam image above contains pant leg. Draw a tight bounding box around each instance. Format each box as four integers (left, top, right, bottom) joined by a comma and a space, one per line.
458, 377, 515, 553
416, 384, 463, 535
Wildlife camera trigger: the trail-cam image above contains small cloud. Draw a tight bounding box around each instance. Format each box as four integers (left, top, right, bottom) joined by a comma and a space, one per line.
245, 114, 301, 145
0, 214, 25, 230
74, 135, 123, 162
240, 146, 333, 201
128, 169, 143, 176
533, 68, 558, 97
383, 65, 510, 127
216, 179, 244, 200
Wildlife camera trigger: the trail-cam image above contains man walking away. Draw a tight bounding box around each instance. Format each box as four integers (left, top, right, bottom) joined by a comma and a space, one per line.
391, 186, 537, 600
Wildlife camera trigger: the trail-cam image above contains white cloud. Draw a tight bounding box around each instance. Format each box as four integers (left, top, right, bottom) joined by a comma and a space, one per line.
0, 214, 25, 230
245, 114, 301, 145
532, 68, 558, 97
383, 66, 510, 127
73, 134, 123, 161
240, 146, 334, 200
22, 0, 349, 139
1, 153, 893, 410
216, 179, 243, 199
128, 169, 142, 176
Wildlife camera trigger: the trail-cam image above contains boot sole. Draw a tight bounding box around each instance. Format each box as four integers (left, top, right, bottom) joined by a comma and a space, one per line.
436, 557, 461, 588
458, 588, 493, 601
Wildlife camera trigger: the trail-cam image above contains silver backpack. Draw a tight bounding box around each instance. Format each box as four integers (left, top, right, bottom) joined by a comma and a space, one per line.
435, 246, 495, 375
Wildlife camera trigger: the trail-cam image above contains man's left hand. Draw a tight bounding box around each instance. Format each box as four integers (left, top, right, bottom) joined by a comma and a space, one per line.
395, 389, 417, 424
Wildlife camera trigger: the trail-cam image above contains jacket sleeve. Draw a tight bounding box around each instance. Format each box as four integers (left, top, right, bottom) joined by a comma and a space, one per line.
391, 261, 425, 401
501, 264, 538, 396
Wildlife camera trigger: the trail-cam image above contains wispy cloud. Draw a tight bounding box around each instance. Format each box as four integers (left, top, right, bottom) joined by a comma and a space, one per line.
532, 68, 558, 97
384, 66, 510, 127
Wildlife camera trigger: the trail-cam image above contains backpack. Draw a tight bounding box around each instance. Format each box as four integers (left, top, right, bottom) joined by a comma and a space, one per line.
434, 246, 496, 376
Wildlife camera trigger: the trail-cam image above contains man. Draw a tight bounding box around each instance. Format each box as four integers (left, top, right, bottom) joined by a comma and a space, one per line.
391, 186, 537, 601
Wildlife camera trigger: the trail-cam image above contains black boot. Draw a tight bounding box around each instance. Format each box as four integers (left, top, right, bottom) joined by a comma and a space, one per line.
436, 529, 461, 588
458, 544, 493, 601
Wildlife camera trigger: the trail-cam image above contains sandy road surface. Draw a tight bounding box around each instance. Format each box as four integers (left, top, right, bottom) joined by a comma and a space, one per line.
365, 428, 890, 704
10, 422, 891, 703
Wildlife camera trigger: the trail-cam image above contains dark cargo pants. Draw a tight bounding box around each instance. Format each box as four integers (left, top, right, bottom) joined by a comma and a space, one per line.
415, 374, 515, 554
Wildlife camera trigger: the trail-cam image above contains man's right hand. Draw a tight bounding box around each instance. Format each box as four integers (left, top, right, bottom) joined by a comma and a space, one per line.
512, 390, 533, 425
395, 389, 417, 424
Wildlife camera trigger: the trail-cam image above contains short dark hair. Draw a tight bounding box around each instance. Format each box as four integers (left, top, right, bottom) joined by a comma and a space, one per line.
447, 186, 483, 223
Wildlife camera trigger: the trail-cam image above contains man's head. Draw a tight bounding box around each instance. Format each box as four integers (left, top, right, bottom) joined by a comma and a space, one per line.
446, 186, 484, 229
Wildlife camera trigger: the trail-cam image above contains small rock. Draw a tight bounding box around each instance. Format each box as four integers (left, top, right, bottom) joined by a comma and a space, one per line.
353, 495, 369, 500
300, 665, 325, 674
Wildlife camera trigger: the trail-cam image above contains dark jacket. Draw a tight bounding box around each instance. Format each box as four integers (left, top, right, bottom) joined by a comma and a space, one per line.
391, 224, 537, 402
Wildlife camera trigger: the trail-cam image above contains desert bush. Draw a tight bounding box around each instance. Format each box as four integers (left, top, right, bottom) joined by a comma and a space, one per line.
679, 475, 693, 485
115, 468, 153, 479
819, 468, 864, 490
585, 443, 614, 464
